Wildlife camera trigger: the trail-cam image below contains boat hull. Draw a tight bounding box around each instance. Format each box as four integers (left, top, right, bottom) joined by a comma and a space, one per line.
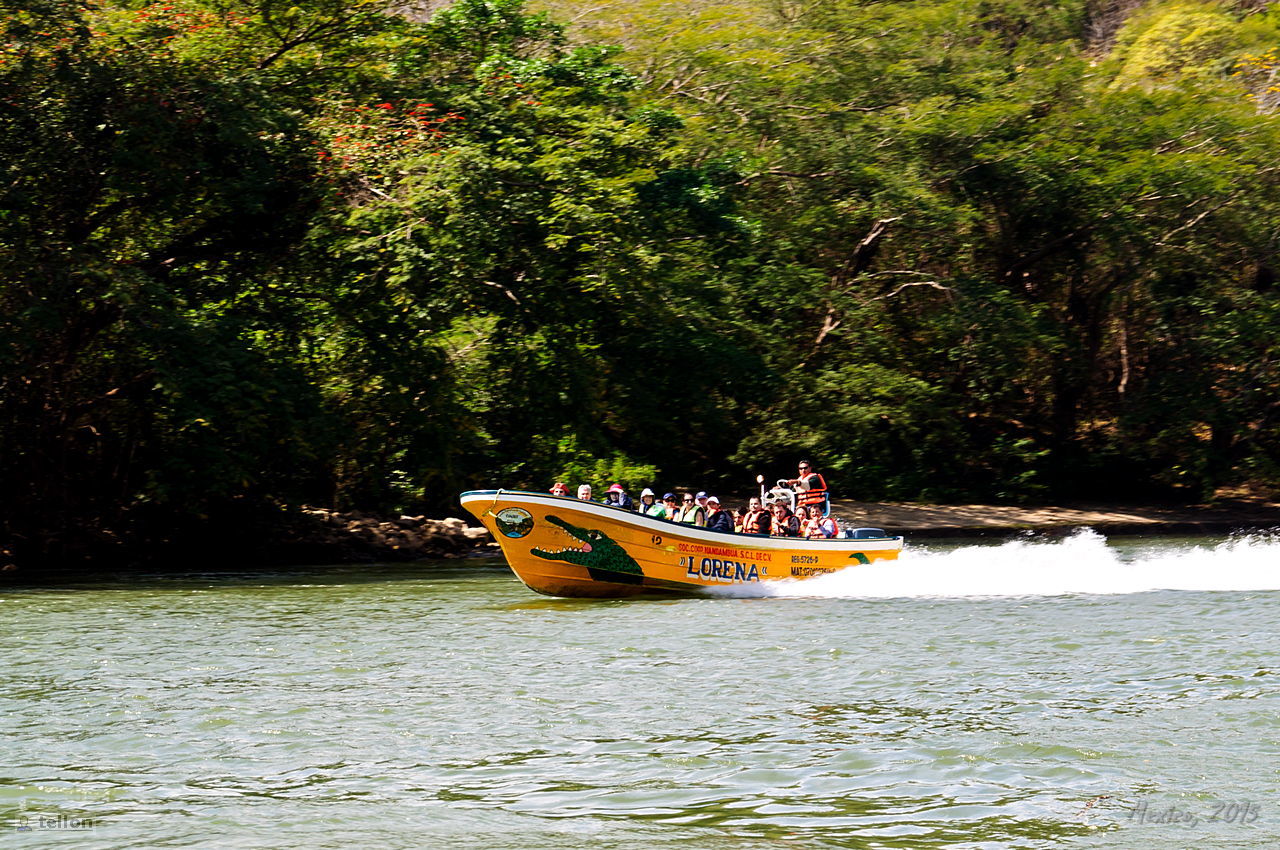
460, 490, 903, 598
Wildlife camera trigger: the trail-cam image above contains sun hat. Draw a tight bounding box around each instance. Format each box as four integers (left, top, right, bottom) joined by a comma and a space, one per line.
607, 483, 625, 493
640, 487, 655, 498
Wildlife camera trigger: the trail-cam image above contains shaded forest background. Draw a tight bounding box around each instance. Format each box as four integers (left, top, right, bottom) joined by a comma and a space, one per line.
3, 0, 1280, 568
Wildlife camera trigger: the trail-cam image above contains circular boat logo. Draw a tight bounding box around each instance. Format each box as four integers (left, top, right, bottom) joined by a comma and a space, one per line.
495, 507, 534, 538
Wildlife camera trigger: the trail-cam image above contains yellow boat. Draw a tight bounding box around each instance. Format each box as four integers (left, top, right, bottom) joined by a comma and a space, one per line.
460, 489, 904, 598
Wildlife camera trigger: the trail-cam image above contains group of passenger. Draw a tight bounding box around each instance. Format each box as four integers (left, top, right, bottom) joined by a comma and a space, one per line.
547, 461, 839, 539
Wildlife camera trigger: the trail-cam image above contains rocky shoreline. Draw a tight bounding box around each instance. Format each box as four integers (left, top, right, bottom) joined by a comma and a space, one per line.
266, 507, 499, 564
271, 497, 1280, 566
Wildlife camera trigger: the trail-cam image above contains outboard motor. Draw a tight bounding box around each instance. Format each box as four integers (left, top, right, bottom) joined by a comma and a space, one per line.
844, 527, 888, 539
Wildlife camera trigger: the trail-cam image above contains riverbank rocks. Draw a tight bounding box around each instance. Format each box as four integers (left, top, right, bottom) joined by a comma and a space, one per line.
275, 507, 496, 564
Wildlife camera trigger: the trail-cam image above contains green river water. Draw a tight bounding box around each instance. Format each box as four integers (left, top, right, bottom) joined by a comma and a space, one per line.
3, 531, 1279, 848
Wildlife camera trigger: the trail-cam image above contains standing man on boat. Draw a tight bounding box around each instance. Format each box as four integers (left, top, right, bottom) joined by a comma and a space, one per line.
787, 460, 829, 515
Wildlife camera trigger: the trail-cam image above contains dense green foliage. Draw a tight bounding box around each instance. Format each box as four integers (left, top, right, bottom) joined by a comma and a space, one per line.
2, 0, 1279, 566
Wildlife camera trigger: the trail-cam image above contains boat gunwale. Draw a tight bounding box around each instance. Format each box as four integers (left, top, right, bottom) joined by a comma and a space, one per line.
460, 489, 903, 548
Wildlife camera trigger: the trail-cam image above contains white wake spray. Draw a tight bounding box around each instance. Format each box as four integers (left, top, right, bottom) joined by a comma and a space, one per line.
741, 529, 1280, 599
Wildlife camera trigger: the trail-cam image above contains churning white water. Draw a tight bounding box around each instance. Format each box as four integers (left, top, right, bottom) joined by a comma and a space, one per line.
756, 529, 1280, 598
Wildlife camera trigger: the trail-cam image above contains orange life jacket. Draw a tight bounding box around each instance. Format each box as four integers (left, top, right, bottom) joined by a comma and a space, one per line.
742, 508, 770, 535
773, 514, 799, 537
804, 515, 839, 538
797, 472, 828, 508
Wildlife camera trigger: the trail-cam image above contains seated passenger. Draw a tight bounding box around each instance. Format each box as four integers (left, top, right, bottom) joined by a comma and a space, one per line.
577, 484, 593, 501
550, 482, 570, 497
656, 492, 679, 519
676, 493, 706, 526
741, 497, 772, 535
638, 488, 659, 515
804, 507, 838, 539
772, 503, 800, 537
733, 508, 746, 533
796, 505, 816, 536
602, 483, 634, 511
704, 497, 734, 534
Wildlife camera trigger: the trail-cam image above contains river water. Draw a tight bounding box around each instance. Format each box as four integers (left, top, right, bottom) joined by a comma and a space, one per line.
3, 531, 1279, 848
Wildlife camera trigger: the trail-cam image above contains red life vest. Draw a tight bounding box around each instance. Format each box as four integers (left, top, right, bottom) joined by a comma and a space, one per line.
797, 472, 828, 508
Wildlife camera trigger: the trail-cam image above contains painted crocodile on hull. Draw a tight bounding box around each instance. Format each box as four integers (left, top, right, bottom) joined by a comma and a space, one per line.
531, 515, 645, 585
